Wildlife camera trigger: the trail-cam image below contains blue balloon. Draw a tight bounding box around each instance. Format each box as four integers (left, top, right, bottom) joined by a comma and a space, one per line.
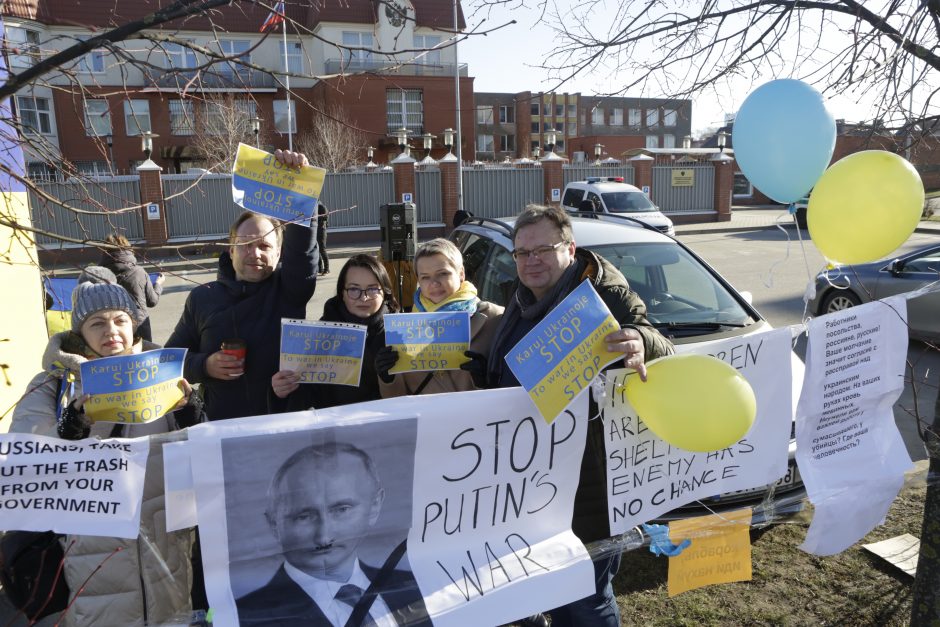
732, 79, 836, 204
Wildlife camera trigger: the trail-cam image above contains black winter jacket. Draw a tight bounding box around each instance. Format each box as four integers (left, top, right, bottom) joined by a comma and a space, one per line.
101, 248, 162, 311
166, 223, 317, 420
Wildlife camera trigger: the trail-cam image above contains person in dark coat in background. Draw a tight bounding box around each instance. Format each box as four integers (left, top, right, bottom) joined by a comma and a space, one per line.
271, 254, 400, 410
100, 233, 165, 341
166, 150, 318, 421
317, 202, 330, 275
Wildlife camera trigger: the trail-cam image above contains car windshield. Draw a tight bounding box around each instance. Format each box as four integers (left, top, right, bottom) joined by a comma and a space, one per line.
600, 191, 657, 213
587, 242, 758, 337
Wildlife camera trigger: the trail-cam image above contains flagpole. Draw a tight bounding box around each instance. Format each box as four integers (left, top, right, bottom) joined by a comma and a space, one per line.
281, 8, 293, 152
453, 0, 463, 213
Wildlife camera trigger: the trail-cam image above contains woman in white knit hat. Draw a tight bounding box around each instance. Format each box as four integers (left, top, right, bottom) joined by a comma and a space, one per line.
9, 266, 202, 626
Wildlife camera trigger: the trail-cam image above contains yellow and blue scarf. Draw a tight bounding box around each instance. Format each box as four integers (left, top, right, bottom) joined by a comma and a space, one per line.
413, 281, 479, 313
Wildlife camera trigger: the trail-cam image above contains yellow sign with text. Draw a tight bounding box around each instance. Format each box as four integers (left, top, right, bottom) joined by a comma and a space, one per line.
667, 508, 753, 596
671, 169, 694, 187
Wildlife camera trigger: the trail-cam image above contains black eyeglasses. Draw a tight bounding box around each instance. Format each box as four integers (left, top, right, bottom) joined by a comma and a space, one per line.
344, 287, 383, 300
511, 241, 568, 262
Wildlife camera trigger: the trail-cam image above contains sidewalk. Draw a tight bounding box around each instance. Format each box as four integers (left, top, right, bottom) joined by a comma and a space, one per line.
675, 205, 940, 236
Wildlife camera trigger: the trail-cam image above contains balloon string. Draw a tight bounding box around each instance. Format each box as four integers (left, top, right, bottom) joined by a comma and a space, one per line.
789, 202, 814, 284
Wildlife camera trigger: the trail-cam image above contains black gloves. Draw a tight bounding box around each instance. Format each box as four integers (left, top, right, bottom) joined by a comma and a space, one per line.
174, 392, 208, 429
460, 350, 488, 388
375, 346, 400, 384
58, 401, 90, 440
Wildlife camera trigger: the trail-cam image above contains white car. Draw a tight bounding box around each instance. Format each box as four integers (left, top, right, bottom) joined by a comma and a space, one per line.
562, 177, 676, 236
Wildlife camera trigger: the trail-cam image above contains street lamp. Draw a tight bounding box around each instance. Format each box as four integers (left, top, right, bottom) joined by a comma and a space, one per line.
422, 132, 435, 159
105, 134, 114, 173
366, 146, 377, 169
250, 116, 262, 146
533, 146, 541, 160
717, 131, 728, 154
682, 135, 692, 150
544, 129, 557, 153
395, 127, 410, 154
443, 128, 454, 154
593, 143, 603, 165
140, 131, 159, 161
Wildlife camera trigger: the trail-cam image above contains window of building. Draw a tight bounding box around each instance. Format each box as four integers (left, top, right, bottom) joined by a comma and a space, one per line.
414, 34, 442, 66
531, 121, 540, 133
555, 121, 564, 133
274, 100, 297, 134
83, 99, 111, 136
611, 108, 623, 126
567, 122, 576, 136
567, 103, 576, 117
476, 106, 493, 125
592, 108, 604, 125
530, 102, 540, 116
554, 104, 564, 117
27, 161, 56, 181
499, 105, 514, 124
386, 89, 423, 135
499, 134, 515, 152
16, 96, 52, 134
164, 42, 197, 69
169, 100, 194, 135
123, 100, 150, 136
663, 134, 675, 148
663, 109, 678, 127
530, 140, 539, 152
6, 26, 40, 68
555, 139, 564, 151
201, 99, 255, 135
76, 37, 105, 73
219, 39, 251, 79
543, 122, 553, 132
646, 108, 659, 128
282, 40, 303, 74
733, 172, 753, 197
476, 134, 494, 154
342, 31, 373, 66
646, 135, 659, 149
628, 108, 641, 127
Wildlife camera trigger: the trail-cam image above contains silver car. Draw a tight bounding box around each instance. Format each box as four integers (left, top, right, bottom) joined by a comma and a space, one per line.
808, 244, 940, 341
450, 212, 805, 522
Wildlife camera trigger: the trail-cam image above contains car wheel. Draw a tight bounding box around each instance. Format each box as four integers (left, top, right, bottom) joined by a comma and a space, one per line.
821, 290, 861, 314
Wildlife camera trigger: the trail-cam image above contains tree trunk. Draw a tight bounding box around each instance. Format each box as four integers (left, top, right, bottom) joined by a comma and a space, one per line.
910, 376, 940, 625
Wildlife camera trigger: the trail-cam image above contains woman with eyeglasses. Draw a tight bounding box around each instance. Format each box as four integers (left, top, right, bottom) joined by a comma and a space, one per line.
374, 238, 503, 396
271, 253, 400, 409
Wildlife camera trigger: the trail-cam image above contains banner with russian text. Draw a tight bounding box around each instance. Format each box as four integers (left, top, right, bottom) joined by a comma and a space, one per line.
0, 434, 149, 538
385, 311, 471, 374
231, 143, 326, 222
279, 319, 366, 386
81, 348, 186, 424
505, 280, 622, 423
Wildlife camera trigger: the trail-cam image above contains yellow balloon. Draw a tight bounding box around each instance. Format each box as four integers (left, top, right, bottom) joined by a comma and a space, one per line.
624, 354, 757, 452
808, 150, 924, 265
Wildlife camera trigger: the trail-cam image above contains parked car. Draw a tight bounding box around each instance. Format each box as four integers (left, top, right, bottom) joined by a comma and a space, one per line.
561, 177, 676, 236
450, 212, 805, 521
808, 243, 940, 341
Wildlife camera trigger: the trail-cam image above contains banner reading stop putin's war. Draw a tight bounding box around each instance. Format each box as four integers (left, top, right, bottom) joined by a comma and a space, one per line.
506, 280, 622, 423
80, 348, 186, 424
279, 319, 367, 386
385, 312, 471, 374
231, 143, 326, 222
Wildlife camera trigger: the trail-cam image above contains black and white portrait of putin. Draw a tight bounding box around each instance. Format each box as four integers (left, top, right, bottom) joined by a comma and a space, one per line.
236, 442, 430, 627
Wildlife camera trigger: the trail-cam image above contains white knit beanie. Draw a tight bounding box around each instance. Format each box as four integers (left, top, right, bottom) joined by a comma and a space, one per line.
70, 266, 142, 332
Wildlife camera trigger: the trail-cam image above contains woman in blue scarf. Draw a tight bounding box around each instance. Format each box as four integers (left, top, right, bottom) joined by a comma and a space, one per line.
375, 238, 503, 396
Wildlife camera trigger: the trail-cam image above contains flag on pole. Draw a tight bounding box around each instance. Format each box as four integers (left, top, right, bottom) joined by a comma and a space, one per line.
259, 1, 285, 32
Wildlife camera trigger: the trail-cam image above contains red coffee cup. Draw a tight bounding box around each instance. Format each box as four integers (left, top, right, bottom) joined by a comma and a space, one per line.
221, 339, 247, 361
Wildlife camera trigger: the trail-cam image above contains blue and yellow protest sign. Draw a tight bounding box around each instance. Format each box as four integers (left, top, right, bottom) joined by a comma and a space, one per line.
232, 143, 326, 223
80, 349, 186, 424
506, 280, 622, 423
385, 312, 471, 374
280, 319, 367, 386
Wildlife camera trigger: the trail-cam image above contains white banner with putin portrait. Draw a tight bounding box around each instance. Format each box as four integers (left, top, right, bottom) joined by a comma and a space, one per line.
186, 388, 594, 627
